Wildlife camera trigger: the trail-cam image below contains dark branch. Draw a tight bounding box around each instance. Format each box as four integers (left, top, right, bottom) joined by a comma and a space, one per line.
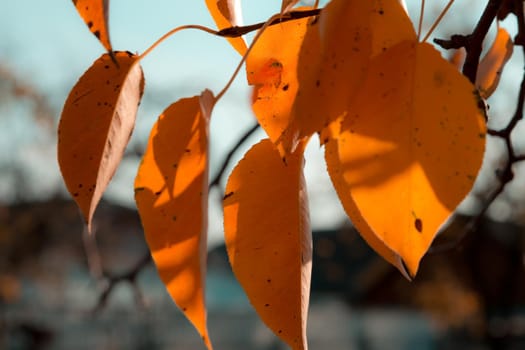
209, 123, 260, 188
434, 0, 504, 83
92, 252, 152, 313
217, 8, 322, 38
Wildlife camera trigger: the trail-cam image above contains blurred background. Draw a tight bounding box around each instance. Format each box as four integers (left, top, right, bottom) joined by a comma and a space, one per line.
1, 0, 525, 349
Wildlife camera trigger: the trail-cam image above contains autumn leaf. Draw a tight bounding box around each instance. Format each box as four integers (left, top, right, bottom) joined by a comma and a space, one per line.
325, 41, 486, 277
72, 0, 112, 52
223, 139, 311, 350
284, 0, 415, 154
134, 90, 215, 350
246, 11, 311, 154
477, 27, 514, 98
58, 51, 144, 232
205, 0, 247, 55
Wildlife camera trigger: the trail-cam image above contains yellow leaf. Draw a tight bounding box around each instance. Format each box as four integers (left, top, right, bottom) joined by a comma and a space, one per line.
134, 90, 215, 350
246, 11, 311, 154
223, 139, 311, 350
286, 0, 415, 153
477, 27, 514, 98
205, 0, 247, 55
58, 51, 144, 232
72, 0, 112, 52
325, 41, 486, 277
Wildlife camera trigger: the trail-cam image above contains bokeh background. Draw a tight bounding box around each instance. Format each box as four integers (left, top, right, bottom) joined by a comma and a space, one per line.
2, 0, 525, 349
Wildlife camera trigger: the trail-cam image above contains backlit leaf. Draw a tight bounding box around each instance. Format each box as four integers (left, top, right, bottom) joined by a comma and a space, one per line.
134, 90, 215, 350
246, 11, 311, 154
477, 27, 514, 98
223, 139, 311, 350
325, 41, 486, 277
286, 0, 415, 154
72, 0, 112, 52
205, 0, 247, 55
58, 51, 144, 232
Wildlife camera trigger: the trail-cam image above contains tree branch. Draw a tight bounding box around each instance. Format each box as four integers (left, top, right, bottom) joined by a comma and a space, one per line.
216, 9, 322, 38
209, 123, 260, 189
434, 0, 504, 83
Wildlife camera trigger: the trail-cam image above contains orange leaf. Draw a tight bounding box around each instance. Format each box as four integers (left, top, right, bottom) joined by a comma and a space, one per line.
223, 139, 311, 350
325, 41, 486, 277
246, 11, 311, 154
477, 27, 514, 98
134, 90, 215, 350
205, 0, 247, 55
58, 51, 144, 232
286, 0, 415, 153
72, 0, 112, 52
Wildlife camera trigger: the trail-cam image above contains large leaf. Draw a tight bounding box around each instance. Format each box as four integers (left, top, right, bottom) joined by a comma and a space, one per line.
477, 27, 514, 98
285, 0, 415, 154
134, 90, 214, 350
205, 0, 247, 55
72, 0, 112, 52
246, 11, 311, 154
325, 41, 486, 277
58, 51, 144, 232
223, 139, 311, 350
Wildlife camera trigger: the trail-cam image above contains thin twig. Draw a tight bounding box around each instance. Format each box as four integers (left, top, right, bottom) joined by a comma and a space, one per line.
92, 252, 152, 313
434, 0, 504, 83
209, 123, 260, 188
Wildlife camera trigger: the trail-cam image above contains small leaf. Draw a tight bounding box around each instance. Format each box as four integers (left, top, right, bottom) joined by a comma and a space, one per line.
477, 27, 514, 98
58, 51, 144, 232
72, 0, 112, 52
134, 90, 215, 350
205, 0, 247, 55
325, 41, 486, 277
223, 139, 311, 350
246, 11, 311, 154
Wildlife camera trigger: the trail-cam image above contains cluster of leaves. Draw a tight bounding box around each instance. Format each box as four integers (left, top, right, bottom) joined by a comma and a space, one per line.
58, 0, 519, 348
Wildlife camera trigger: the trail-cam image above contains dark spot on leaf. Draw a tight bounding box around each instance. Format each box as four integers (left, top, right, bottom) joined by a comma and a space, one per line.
87, 21, 94, 28
415, 218, 423, 233
94, 30, 101, 39
264, 303, 270, 307
185, 149, 191, 153
155, 190, 162, 196
104, 65, 109, 69
315, 80, 320, 87
379, 9, 384, 15
282, 84, 289, 91
73, 192, 79, 197
267, 279, 271, 283
223, 192, 234, 200
172, 216, 177, 221
182, 307, 187, 311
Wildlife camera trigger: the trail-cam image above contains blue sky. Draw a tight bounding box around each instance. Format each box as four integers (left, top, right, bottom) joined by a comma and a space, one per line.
1, 0, 525, 244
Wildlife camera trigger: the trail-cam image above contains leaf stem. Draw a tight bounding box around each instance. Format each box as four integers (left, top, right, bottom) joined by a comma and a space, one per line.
417, 0, 426, 41
138, 25, 219, 61
215, 12, 289, 103
422, 0, 455, 42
